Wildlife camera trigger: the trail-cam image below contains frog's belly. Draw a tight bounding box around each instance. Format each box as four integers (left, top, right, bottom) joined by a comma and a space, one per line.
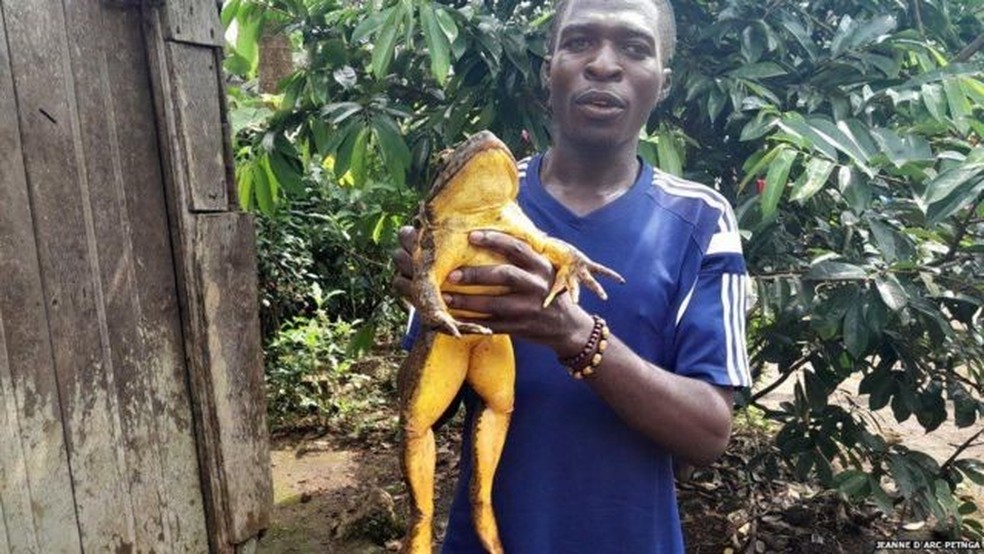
440, 246, 510, 317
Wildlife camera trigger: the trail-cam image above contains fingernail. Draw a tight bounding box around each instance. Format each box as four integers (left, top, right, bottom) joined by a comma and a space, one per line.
443, 294, 454, 305
469, 230, 484, 243
448, 270, 462, 283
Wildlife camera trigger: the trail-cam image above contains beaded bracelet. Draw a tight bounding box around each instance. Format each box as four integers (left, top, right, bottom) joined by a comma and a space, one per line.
559, 315, 610, 379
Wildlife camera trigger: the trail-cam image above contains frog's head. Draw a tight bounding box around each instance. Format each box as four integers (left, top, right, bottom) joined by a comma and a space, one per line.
426, 131, 518, 214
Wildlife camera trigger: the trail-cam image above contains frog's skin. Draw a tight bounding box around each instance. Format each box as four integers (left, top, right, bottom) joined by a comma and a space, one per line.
398, 131, 623, 554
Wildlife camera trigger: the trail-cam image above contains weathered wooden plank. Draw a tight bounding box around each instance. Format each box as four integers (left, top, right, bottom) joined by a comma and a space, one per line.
146, 9, 272, 550
0, 314, 34, 554
103, 12, 212, 554
0, 10, 81, 553
164, 0, 224, 47
144, 15, 232, 552
2, 3, 136, 551
58, 3, 211, 552
170, 43, 228, 212
195, 213, 274, 544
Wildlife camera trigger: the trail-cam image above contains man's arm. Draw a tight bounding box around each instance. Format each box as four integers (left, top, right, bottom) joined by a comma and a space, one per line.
424, 229, 736, 467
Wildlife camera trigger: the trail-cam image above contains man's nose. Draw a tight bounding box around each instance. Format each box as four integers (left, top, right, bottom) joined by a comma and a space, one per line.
585, 42, 623, 81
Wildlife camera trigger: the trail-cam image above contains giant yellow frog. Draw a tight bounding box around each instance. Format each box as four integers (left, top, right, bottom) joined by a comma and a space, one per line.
398, 131, 622, 553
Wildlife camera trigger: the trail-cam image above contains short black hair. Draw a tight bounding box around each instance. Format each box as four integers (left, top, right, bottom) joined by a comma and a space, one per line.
547, 0, 677, 65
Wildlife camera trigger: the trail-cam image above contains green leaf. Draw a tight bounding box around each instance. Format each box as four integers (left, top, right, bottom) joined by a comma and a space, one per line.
372, 6, 404, 79
921, 83, 946, 121
870, 128, 915, 168
868, 219, 911, 263
923, 155, 984, 224
830, 15, 857, 58
741, 24, 764, 64
960, 76, 984, 107
778, 113, 838, 161
221, 0, 241, 29
235, 11, 264, 77
790, 157, 835, 202
372, 115, 411, 187
835, 470, 870, 499
371, 212, 387, 244
334, 123, 364, 179
806, 261, 867, 280
420, 3, 452, 85
869, 478, 895, 514
236, 163, 253, 211
874, 274, 907, 311
778, 13, 818, 60
739, 111, 778, 142
349, 127, 370, 186
943, 77, 972, 133
808, 118, 872, 174
843, 302, 869, 357
955, 460, 984, 486
839, 165, 870, 213
656, 129, 683, 176
352, 9, 389, 43
434, 7, 459, 44
269, 150, 304, 197
739, 146, 782, 191
849, 15, 896, 50
761, 148, 797, 217
253, 157, 276, 215
727, 62, 786, 80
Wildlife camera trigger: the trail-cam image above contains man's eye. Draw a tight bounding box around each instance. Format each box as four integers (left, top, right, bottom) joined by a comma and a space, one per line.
623, 42, 653, 58
564, 37, 591, 51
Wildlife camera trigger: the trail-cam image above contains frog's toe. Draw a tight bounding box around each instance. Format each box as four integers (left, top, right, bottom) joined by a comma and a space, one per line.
458, 322, 494, 335
429, 312, 461, 337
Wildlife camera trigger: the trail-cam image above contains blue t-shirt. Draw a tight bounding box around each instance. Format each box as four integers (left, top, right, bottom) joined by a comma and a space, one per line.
406, 154, 751, 553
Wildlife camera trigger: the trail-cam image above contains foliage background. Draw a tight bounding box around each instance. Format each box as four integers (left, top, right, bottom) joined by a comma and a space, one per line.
222, 0, 984, 539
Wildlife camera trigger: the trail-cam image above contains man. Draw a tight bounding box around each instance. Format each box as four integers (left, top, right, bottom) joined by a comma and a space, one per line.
392, 0, 751, 550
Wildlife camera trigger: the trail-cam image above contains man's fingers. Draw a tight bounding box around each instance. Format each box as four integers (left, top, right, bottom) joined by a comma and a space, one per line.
469, 230, 551, 275
398, 225, 418, 252
391, 274, 412, 299
450, 263, 542, 293
392, 246, 413, 278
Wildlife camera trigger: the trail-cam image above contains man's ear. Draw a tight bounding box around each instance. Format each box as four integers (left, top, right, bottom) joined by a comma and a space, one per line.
540, 56, 552, 91
657, 67, 672, 103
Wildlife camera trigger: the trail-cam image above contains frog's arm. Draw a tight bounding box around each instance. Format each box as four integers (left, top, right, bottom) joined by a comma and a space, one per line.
493, 204, 625, 307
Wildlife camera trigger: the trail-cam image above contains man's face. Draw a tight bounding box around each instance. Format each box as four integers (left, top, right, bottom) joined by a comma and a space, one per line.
545, 0, 669, 149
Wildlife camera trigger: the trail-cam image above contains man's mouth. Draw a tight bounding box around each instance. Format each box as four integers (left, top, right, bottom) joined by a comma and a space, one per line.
575, 90, 627, 109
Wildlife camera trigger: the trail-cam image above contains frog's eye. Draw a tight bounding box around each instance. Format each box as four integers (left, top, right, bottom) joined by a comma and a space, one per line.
433, 148, 455, 173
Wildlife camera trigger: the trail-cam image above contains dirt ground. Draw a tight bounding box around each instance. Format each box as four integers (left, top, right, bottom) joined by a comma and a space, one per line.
256, 365, 983, 553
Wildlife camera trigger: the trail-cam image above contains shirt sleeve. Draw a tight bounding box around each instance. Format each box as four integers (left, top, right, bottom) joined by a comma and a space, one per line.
671, 215, 752, 389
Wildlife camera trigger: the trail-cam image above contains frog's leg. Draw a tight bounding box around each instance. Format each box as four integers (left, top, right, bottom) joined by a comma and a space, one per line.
412, 229, 493, 337
399, 333, 472, 553
464, 335, 514, 554
493, 205, 625, 307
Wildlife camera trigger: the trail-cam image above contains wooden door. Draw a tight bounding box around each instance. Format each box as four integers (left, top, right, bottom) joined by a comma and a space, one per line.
0, 2, 210, 551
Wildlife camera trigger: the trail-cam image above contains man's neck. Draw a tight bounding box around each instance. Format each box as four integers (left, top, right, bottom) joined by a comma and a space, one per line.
540, 140, 641, 216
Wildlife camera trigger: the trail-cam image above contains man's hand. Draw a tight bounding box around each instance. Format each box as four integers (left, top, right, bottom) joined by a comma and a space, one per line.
391, 225, 417, 299
391, 226, 593, 356
441, 230, 594, 358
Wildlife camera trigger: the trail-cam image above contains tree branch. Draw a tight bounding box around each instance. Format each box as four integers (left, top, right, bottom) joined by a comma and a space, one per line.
930, 193, 984, 267
751, 354, 812, 402
953, 33, 984, 63
911, 0, 925, 38
938, 427, 984, 476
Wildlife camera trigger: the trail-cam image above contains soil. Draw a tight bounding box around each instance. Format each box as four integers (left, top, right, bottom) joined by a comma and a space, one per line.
256, 365, 983, 554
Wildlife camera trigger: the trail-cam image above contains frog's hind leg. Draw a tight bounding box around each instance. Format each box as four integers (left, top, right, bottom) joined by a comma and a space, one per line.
464, 335, 515, 554
399, 333, 471, 553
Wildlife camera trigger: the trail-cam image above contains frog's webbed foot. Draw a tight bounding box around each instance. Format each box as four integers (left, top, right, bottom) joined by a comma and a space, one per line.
423, 310, 493, 337
544, 249, 625, 307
